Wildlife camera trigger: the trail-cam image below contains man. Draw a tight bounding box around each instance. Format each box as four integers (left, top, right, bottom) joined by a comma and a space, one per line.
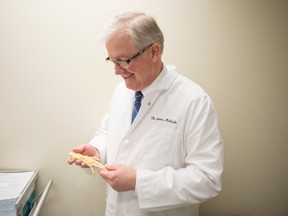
68, 12, 224, 216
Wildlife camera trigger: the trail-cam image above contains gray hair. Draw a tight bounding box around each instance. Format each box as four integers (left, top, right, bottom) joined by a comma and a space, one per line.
98, 12, 164, 54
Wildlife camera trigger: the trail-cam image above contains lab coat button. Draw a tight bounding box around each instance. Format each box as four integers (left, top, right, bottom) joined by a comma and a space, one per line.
124, 139, 129, 144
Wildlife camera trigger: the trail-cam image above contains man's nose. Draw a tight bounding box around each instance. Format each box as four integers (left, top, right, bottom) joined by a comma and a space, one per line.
113, 63, 124, 75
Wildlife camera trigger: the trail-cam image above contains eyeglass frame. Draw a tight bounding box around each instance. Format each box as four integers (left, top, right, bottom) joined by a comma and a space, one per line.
105, 43, 153, 67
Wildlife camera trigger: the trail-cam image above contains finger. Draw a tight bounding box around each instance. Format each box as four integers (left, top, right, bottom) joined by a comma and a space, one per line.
72, 146, 85, 154
104, 164, 118, 171
74, 159, 87, 167
67, 158, 75, 165
98, 167, 111, 179
68, 157, 87, 169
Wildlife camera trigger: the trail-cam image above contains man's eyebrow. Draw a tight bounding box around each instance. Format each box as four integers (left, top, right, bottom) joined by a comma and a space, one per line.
111, 54, 131, 61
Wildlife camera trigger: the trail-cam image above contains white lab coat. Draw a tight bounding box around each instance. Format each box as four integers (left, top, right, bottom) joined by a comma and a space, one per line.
90, 65, 224, 216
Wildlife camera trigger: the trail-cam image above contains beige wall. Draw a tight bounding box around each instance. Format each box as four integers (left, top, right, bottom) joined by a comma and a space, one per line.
0, 1, 287, 215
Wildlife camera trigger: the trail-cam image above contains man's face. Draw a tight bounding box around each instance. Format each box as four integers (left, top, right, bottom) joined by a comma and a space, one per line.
105, 32, 157, 91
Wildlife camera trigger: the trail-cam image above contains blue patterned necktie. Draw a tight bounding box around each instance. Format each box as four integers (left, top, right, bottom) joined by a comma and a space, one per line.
131, 91, 143, 123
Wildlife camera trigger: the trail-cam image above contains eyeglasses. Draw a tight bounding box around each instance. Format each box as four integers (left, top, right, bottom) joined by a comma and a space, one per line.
105, 43, 153, 67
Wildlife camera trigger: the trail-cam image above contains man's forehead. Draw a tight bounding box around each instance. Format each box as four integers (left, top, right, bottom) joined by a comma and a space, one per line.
106, 34, 136, 57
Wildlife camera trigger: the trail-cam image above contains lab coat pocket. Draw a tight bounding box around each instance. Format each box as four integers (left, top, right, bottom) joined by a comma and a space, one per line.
135, 119, 181, 170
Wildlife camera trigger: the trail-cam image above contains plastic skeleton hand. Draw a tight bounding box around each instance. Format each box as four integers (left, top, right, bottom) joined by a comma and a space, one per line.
69, 151, 107, 175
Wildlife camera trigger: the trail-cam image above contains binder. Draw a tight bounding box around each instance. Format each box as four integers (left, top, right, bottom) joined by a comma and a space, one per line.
0, 170, 37, 216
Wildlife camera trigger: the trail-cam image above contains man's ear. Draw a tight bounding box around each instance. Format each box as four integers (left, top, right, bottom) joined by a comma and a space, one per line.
151, 43, 161, 63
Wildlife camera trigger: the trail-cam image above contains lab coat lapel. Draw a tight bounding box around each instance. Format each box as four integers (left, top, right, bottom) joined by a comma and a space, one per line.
108, 89, 134, 164
129, 91, 161, 129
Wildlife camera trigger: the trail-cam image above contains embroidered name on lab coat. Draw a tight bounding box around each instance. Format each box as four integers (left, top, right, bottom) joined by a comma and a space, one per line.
151, 116, 177, 124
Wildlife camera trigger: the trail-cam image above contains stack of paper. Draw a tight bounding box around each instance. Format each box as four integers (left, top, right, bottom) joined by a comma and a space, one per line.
0, 171, 36, 216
